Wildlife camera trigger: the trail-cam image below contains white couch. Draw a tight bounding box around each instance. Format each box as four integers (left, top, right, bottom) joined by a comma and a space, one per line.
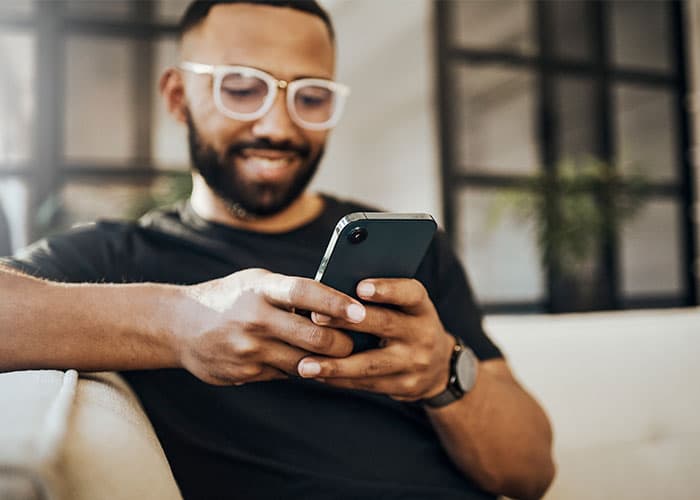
487, 308, 700, 499
1, 308, 698, 499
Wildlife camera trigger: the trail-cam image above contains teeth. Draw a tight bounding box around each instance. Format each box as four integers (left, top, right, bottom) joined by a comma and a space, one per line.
246, 156, 291, 170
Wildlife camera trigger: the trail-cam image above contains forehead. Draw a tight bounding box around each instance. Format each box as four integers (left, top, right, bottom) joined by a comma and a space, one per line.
182, 4, 335, 79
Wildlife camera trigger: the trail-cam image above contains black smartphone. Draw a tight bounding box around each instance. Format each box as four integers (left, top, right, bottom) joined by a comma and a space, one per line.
314, 212, 437, 352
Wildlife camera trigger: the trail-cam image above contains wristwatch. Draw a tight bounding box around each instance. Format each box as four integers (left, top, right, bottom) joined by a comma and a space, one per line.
422, 337, 478, 408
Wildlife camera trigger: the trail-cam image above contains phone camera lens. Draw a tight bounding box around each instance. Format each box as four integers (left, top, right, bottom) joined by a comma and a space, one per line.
348, 227, 368, 244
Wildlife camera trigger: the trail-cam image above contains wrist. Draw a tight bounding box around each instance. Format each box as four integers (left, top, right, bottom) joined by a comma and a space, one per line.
422, 332, 456, 399
165, 284, 201, 369
421, 335, 478, 408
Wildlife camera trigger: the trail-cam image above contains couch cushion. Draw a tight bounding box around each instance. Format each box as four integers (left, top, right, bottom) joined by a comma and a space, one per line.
486, 308, 700, 500
0, 370, 182, 500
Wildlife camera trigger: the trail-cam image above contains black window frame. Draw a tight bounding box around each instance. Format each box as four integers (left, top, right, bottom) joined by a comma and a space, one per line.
434, 0, 696, 314
0, 0, 186, 243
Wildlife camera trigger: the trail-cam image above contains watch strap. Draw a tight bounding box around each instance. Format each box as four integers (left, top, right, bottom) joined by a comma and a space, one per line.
421, 337, 477, 409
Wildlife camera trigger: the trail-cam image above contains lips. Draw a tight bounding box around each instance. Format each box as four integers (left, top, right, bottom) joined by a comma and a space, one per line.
237, 149, 300, 181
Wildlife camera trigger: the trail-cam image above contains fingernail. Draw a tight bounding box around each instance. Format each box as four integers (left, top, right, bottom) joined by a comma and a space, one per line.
357, 282, 375, 297
299, 361, 321, 378
346, 303, 366, 323
312, 312, 331, 324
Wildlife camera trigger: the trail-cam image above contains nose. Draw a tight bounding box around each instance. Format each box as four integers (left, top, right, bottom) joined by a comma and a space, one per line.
250, 89, 301, 143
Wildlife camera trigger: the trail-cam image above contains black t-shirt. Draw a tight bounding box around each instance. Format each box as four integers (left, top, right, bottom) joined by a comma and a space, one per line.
2, 194, 502, 500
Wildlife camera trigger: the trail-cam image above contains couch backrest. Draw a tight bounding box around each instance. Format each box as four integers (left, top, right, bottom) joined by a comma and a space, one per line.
486, 308, 700, 500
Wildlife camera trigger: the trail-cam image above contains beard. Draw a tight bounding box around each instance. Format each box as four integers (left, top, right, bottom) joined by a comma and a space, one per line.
185, 110, 324, 218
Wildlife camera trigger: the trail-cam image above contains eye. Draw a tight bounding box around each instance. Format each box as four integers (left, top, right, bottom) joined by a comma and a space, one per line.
299, 94, 326, 107
221, 74, 268, 100
222, 87, 261, 98
296, 87, 332, 108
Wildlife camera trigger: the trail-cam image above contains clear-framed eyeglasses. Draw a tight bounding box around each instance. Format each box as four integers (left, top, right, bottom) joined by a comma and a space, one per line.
179, 61, 350, 131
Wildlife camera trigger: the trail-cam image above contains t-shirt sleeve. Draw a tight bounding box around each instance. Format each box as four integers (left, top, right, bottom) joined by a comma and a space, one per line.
0, 222, 131, 283
417, 230, 503, 361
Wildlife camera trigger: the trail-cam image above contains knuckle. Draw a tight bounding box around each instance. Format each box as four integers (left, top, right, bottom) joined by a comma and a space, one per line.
240, 364, 263, 379
410, 279, 427, 302
413, 352, 432, 371
200, 370, 227, 386
287, 278, 309, 305
323, 293, 344, 316
325, 362, 340, 377
382, 313, 400, 337
246, 267, 269, 279
364, 358, 392, 376
401, 376, 421, 396
233, 337, 261, 358
306, 326, 332, 350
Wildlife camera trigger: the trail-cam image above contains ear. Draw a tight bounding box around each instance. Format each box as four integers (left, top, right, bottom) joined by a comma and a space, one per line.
160, 67, 188, 124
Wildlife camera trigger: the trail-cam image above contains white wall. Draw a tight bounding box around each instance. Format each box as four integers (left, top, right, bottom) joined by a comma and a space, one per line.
314, 0, 442, 222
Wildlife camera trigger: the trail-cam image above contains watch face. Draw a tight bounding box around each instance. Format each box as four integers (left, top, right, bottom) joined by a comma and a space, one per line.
455, 351, 476, 392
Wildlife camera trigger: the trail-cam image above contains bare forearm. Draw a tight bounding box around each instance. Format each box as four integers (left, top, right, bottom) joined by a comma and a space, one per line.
0, 267, 181, 372
426, 361, 555, 499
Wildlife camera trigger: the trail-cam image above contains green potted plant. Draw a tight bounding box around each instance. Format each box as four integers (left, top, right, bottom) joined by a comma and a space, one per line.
489, 157, 648, 312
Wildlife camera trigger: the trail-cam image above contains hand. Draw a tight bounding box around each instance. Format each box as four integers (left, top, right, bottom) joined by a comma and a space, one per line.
173, 268, 366, 386
297, 278, 455, 401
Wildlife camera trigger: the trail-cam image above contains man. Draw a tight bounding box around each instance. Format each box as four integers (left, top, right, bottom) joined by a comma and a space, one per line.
0, 1, 554, 499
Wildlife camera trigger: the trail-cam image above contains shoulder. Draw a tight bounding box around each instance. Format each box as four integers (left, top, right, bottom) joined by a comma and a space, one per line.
5, 219, 138, 282
319, 193, 385, 218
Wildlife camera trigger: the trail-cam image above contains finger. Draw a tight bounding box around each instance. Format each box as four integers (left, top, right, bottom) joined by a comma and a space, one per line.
311, 304, 409, 340
260, 273, 366, 324
258, 340, 322, 376
297, 349, 405, 379
318, 374, 422, 401
205, 364, 287, 386
356, 278, 430, 314
263, 306, 354, 358
240, 364, 289, 383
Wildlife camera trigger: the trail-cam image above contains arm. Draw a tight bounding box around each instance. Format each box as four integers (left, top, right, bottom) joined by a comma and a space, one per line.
425, 356, 555, 499
0, 265, 180, 372
0, 266, 360, 380
297, 278, 555, 499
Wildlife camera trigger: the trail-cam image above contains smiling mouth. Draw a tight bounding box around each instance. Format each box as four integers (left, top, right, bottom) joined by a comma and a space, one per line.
239, 149, 300, 170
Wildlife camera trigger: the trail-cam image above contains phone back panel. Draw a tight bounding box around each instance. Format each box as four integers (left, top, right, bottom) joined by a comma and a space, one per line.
315, 213, 437, 351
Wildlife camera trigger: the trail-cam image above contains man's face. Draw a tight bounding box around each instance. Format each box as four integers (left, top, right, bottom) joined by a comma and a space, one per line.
180, 4, 335, 216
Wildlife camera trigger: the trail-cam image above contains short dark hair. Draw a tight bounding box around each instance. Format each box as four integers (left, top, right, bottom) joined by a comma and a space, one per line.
179, 0, 335, 43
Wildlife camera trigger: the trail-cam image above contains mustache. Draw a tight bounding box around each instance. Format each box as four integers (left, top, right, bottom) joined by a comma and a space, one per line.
226, 139, 311, 159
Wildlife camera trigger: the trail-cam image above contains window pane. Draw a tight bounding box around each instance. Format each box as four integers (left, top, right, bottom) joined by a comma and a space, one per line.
151, 38, 189, 170
610, 0, 672, 73
65, 0, 131, 19
456, 188, 545, 304
555, 77, 597, 161
452, 65, 538, 175
551, 0, 592, 61
614, 85, 678, 183
0, 31, 35, 166
0, 177, 31, 252
54, 180, 159, 229
448, 0, 536, 55
64, 36, 137, 166
0, 0, 34, 17
620, 199, 682, 298
155, 0, 190, 23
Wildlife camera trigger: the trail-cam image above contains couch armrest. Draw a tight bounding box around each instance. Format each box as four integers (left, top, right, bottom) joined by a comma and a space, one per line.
0, 370, 182, 500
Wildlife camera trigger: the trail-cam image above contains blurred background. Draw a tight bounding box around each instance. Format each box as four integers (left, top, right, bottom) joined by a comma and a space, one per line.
0, 0, 698, 315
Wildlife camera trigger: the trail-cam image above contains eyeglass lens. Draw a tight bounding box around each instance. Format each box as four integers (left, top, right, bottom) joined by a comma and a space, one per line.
220, 73, 271, 114
219, 71, 337, 124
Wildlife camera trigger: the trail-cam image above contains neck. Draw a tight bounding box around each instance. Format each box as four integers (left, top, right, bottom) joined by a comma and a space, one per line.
189, 175, 324, 233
